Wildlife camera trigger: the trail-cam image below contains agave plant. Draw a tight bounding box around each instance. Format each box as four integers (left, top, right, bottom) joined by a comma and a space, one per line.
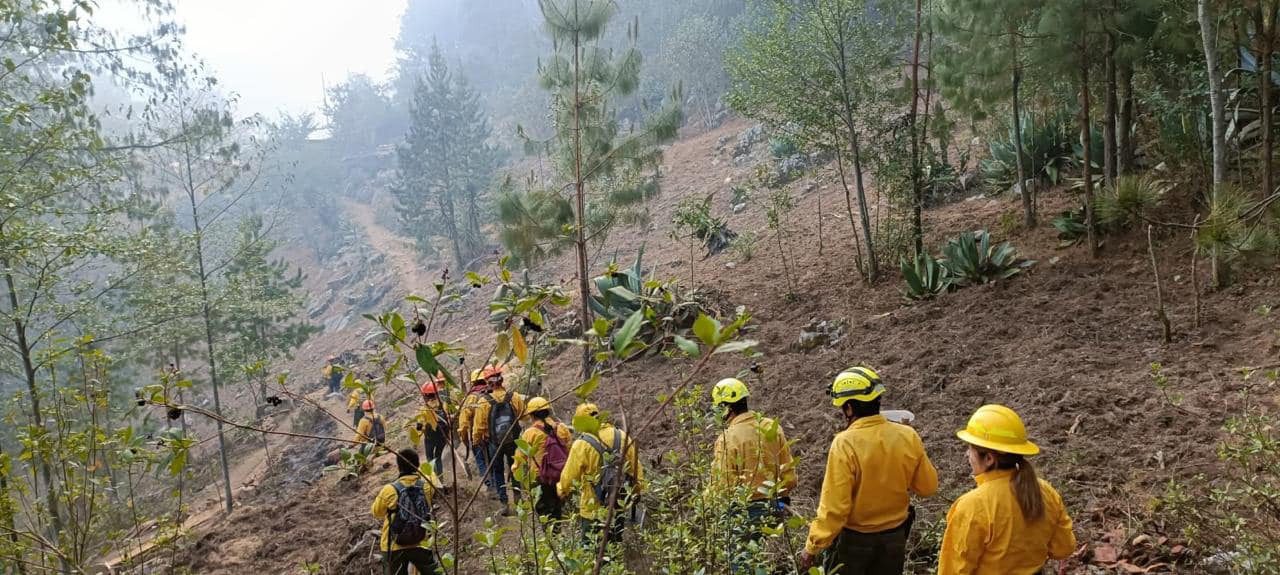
588, 248, 707, 347
940, 230, 1035, 286
981, 112, 1075, 190
1095, 174, 1170, 230
1051, 208, 1088, 247
900, 252, 950, 300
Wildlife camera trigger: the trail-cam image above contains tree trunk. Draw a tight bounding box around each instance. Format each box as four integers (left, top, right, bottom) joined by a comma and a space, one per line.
1011, 31, 1033, 228
1104, 27, 1119, 187
183, 130, 235, 515
1199, 0, 1226, 285
1262, 22, 1275, 199
571, 29, 592, 377
1118, 61, 1135, 173
850, 132, 879, 281
1081, 47, 1098, 257
909, 0, 924, 258
2, 267, 63, 573
0, 442, 26, 575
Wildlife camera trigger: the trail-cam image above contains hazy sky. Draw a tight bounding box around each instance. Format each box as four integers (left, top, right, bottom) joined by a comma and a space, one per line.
103, 0, 409, 118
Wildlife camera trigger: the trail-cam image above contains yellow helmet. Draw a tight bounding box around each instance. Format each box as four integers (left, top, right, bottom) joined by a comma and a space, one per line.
573, 403, 601, 434
469, 369, 485, 383
526, 396, 552, 415
829, 366, 885, 407
710, 378, 750, 405
956, 404, 1039, 456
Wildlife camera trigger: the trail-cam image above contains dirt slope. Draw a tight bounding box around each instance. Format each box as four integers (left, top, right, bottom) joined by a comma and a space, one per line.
166, 119, 1280, 574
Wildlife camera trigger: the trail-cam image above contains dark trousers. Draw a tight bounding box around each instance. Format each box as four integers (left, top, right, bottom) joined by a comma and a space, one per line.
534, 482, 563, 520
385, 547, 438, 575
423, 429, 446, 478
823, 528, 907, 575
488, 441, 516, 504
328, 373, 342, 394
352, 406, 364, 428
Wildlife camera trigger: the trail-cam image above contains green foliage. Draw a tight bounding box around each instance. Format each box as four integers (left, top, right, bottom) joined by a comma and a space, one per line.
1196, 186, 1280, 282
1162, 408, 1280, 574
1051, 207, 1089, 246
940, 230, 1034, 286
980, 113, 1075, 190
672, 194, 737, 256
769, 135, 799, 159
1095, 174, 1170, 229
587, 250, 708, 351
901, 252, 951, 300
730, 231, 759, 262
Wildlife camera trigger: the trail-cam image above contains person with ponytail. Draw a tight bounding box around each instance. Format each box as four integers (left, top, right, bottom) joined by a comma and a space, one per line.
939, 405, 1076, 574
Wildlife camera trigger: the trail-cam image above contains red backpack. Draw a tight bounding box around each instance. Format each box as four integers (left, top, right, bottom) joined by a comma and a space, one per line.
538, 424, 569, 485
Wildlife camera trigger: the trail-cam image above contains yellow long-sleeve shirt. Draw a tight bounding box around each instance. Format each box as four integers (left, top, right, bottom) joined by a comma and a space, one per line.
804, 415, 938, 555
457, 392, 484, 445
417, 398, 444, 433
347, 389, 364, 411
512, 419, 572, 483
556, 425, 644, 520
371, 475, 436, 552
938, 469, 1076, 575
355, 413, 383, 444
470, 388, 526, 444
710, 411, 797, 501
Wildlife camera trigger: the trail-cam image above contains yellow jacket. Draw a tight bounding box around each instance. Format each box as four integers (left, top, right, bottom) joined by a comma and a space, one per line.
556, 425, 644, 520
417, 398, 444, 433
470, 388, 526, 444
457, 392, 484, 444
710, 411, 797, 500
355, 413, 383, 444
322, 364, 334, 379
938, 469, 1076, 575
512, 418, 572, 483
347, 389, 364, 411
371, 475, 436, 552
804, 415, 938, 555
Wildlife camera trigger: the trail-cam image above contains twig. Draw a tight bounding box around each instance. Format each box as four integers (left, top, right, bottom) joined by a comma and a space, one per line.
1190, 214, 1202, 329
1147, 226, 1172, 343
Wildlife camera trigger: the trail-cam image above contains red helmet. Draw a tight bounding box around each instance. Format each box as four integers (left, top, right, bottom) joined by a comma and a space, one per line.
420, 381, 439, 396
361, 399, 374, 411
482, 365, 504, 380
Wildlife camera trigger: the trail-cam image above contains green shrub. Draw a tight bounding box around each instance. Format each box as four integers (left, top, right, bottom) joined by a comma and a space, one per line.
901, 251, 951, 300
1095, 174, 1170, 229
940, 230, 1034, 286
588, 249, 707, 348
1162, 408, 1280, 574
1052, 208, 1088, 246
768, 135, 798, 159
672, 195, 737, 256
981, 113, 1074, 190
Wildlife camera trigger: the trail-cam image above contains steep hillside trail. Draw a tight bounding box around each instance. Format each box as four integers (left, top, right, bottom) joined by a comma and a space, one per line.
343, 199, 436, 297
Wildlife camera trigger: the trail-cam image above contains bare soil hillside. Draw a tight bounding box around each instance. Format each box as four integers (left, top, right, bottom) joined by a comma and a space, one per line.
164, 119, 1280, 574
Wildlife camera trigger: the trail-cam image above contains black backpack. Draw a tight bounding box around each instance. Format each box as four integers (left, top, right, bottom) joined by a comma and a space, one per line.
484, 393, 521, 448
581, 430, 632, 508
387, 480, 430, 546
369, 415, 386, 445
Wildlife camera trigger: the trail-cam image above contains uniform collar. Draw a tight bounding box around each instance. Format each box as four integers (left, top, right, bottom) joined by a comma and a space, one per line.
848, 414, 887, 429
974, 468, 1016, 485
727, 411, 757, 427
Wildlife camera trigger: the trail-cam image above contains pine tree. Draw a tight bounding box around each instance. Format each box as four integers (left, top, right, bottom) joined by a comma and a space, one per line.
502, 0, 682, 374
393, 42, 498, 270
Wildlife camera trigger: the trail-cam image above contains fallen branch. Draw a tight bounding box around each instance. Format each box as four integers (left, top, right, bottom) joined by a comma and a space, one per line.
1147, 225, 1172, 344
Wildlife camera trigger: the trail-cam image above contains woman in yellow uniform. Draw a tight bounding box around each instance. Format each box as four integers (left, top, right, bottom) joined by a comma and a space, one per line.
939, 404, 1076, 575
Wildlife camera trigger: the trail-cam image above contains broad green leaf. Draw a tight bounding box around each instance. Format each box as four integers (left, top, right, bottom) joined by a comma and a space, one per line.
415, 345, 443, 376
390, 313, 406, 342
593, 317, 610, 338
673, 335, 700, 357
575, 373, 600, 400
494, 331, 512, 362
528, 309, 545, 328
712, 340, 759, 356
607, 285, 639, 301
692, 314, 720, 346
612, 308, 644, 354
405, 295, 427, 303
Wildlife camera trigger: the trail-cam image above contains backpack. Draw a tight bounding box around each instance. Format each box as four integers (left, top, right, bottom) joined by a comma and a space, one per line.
387, 480, 431, 546
369, 415, 386, 445
537, 424, 569, 485
581, 430, 632, 508
484, 393, 521, 448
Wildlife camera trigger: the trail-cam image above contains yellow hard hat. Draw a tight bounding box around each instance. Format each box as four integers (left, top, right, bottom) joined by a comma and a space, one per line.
956, 404, 1039, 456
469, 369, 484, 383
829, 366, 885, 407
573, 403, 601, 434
710, 378, 750, 405
526, 396, 551, 415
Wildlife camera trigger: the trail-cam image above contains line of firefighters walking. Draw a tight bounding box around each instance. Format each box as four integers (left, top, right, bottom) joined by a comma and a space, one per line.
329, 354, 1076, 575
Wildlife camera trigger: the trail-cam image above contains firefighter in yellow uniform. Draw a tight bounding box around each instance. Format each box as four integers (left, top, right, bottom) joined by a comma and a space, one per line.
938, 404, 1076, 575
799, 366, 938, 574
557, 403, 644, 543
370, 448, 439, 575
457, 369, 491, 493
347, 387, 367, 427
708, 377, 797, 573
512, 396, 573, 520
471, 365, 525, 513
